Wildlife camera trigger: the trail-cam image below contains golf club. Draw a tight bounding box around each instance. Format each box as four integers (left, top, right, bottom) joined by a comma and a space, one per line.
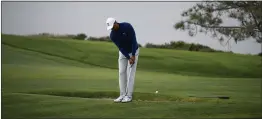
125, 62, 134, 95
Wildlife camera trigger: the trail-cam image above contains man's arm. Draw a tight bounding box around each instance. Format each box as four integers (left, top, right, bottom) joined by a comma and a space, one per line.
127, 23, 138, 56
110, 32, 131, 59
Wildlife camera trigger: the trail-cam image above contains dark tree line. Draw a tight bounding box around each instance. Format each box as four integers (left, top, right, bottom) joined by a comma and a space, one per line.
31, 33, 87, 40
30, 32, 142, 47
145, 41, 227, 53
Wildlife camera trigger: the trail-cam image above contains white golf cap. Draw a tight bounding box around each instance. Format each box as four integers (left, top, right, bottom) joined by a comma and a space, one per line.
106, 17, 116, 30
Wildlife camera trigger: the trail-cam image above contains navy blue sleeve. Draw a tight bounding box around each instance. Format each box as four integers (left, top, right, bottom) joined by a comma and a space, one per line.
110, 32, 131, 59
127, 23, 138, 56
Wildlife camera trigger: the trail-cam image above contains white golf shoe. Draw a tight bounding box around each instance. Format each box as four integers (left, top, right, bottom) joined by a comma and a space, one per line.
114, 95, 125, 102
121, 96, 132, 103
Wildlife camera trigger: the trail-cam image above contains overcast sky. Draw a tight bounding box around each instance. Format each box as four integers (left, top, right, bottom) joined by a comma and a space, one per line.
2, 2, 261, 54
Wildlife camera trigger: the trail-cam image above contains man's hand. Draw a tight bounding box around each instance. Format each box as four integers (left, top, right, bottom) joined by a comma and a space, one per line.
129, 56, 135, 64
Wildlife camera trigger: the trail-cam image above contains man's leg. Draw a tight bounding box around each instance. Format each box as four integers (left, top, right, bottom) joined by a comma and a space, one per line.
126, 49, 139, 97
118, 51, 128, 96
114, 51, 128, 102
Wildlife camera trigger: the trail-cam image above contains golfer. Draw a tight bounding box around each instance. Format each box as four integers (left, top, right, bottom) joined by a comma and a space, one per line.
106, 17, 139, 103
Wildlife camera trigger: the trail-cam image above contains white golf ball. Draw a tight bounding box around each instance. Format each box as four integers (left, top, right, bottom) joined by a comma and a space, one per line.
155, 91, 158, 93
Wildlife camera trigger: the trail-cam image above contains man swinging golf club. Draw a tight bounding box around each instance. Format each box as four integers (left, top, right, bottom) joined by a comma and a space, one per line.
106, 17, 139, 103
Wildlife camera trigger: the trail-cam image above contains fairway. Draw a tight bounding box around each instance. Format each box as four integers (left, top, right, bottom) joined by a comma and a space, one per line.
1, 34, 262, 118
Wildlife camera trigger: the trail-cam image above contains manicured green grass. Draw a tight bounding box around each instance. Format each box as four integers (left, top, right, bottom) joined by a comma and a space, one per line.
3, 93, 261, 118
1, 34, 261, 118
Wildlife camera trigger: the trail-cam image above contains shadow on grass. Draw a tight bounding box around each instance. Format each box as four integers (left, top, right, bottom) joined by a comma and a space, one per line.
25, 90, 213, 102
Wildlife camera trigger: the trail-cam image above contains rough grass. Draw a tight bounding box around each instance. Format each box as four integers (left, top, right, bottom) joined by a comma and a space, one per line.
1, 34, 262, 118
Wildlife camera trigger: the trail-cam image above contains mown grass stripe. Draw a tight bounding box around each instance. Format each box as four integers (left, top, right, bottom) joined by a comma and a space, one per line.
24, 90, 218, 102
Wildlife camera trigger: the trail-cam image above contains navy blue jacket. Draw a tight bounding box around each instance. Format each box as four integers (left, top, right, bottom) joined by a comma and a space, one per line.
110, 22, 138, 59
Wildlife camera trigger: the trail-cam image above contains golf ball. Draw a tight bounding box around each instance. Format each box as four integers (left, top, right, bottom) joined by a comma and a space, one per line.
155, 91, 158, 93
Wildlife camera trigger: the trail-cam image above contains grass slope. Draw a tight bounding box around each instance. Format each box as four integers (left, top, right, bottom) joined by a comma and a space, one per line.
1, 34, 262, 118
2, 34, 261, 78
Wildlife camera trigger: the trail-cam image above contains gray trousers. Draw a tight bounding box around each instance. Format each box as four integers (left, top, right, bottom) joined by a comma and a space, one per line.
118, 48, 139, 97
